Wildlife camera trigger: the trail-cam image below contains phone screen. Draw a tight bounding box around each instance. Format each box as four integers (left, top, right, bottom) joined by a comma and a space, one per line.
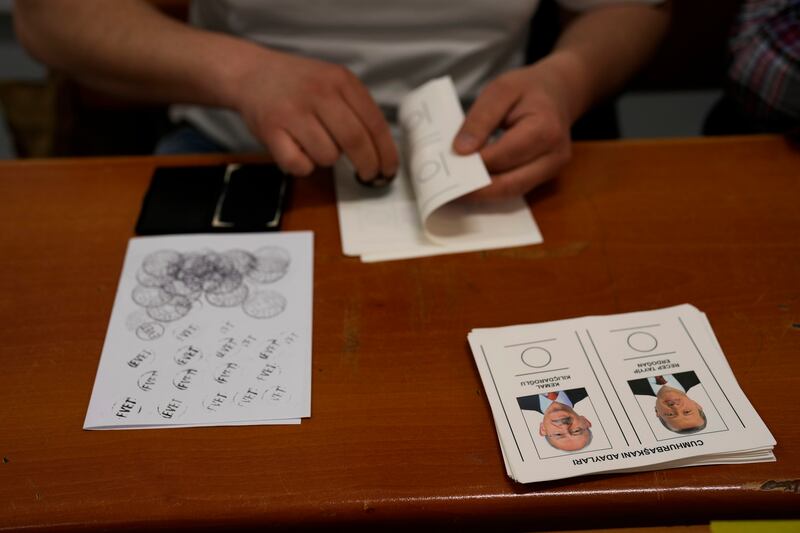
135, 163, 289, 235
214, 164, 288, 230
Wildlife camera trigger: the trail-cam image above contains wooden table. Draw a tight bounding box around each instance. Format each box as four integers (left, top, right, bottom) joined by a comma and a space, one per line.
1, 135, 798, 531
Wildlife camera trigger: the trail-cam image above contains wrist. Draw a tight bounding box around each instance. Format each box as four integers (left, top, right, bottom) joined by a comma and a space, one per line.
204, 34, 274, 112
528, 51, 593, 124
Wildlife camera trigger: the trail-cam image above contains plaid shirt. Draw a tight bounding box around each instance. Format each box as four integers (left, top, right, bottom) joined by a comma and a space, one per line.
728, 0, 800, 129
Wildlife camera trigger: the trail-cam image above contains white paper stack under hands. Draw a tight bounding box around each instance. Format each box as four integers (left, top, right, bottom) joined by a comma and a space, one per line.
467, 304, 775, 483
84, 232, 313, 429
334, 76, 542, 262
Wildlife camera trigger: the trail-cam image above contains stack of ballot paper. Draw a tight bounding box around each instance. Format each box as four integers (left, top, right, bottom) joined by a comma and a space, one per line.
84, 232, 313, 429
468, 304, 775, 483
334, 76, 542, 262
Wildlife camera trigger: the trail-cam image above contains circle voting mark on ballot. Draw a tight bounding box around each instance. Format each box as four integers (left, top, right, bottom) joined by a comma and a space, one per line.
520, 346, 552, 368
627, 331, 658, 353
112, 396, 142, 419
174, 345, 203, 366
247, 246, 291, 284
137, 370, 159, 392
203, 391, 230, 412
136, 321, 165, 341
263, 385, 291, 403
242, 290, 287, 319
157, 398, 188, 421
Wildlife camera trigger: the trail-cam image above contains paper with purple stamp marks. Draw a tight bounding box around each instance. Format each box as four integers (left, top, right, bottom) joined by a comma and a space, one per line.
84, 232, 313, 429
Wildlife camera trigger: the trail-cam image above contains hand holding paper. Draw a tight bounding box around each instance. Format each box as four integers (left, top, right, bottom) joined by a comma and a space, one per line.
454, 63, 573, 200
335, 77, 542, 262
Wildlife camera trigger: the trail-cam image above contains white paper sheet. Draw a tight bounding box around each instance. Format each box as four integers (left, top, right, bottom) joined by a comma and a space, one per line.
335, 77, 542, 262
84, 232, 313, 429
468, 304, 776, 483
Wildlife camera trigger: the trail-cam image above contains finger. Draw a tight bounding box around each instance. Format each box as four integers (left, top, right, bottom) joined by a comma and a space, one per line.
264, 129, 314, 177
339, 81, 399, 178
316, 99, 380, 181
287, 118, 341, 168
480, 118, 557, 174
464, 152, 565, 201
453, 80, 519, 155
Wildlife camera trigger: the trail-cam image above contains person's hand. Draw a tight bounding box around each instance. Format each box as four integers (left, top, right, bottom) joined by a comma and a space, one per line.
453, 61, 574, 199
233, 49, 398, 182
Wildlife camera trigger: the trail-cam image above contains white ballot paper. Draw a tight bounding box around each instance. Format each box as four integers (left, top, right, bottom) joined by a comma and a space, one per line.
468, 304, 776, 483
335, 76, 542, 262
84, 232, 313, 430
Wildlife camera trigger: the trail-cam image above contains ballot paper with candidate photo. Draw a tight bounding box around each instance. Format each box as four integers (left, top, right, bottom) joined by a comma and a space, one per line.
84, 232, 313, 429
334, 76, 542, 262
468, 304, 775, 483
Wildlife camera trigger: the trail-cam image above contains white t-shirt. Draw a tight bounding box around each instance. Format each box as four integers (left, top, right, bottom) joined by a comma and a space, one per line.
172, 0, 660, 152
538, 390, 575, 411
647, 374, 689, 395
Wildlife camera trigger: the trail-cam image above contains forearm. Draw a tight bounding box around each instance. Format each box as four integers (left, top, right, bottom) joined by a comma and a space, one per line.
534, 2, 671, 123
13, 0, 264, 110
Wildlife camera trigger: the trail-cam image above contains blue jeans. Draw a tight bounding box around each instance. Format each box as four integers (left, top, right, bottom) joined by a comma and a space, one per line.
155, 124, 228, 155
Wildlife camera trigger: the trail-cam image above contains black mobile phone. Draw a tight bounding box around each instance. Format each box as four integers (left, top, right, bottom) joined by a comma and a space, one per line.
135, 163, 289, 235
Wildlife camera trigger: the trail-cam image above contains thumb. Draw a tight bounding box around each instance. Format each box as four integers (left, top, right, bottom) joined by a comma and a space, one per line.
453, 80, 517, 155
